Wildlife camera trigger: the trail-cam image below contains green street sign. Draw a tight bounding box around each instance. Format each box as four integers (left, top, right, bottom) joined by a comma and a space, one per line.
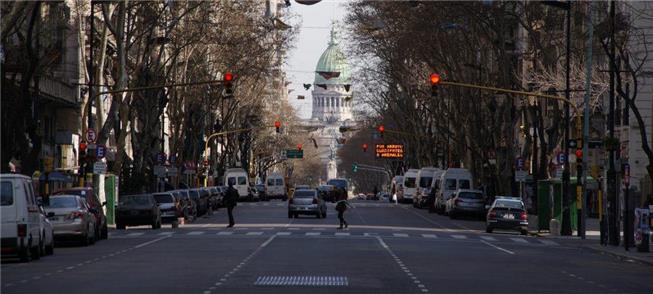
286, 149, 304, 159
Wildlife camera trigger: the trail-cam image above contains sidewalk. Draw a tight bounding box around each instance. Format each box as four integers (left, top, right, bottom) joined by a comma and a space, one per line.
528, 215, 653, 266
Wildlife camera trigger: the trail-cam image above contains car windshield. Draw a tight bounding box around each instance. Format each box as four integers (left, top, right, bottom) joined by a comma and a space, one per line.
404, 177, 416, 188
445, 179, 457, 190
419, 177, 432, 188
327, 179, 347, 189
267, 179, 275, 185
238, 177, 247, 185
1, 181, 13, 206
294, 190, 315, 198
46, 196, 78, 208
459, 192, 482, 199
459, 179, 471, 189
494, 200, 523, 209
121, 196, 151, 206
153, 194, 174, 203
276, 178, 283, 185
60, 189, 89, 199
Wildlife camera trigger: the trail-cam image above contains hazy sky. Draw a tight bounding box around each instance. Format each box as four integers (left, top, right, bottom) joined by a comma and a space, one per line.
284, 0, 348, 119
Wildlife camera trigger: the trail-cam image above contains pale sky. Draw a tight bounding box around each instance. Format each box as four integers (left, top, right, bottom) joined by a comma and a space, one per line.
284, 0, 348, 119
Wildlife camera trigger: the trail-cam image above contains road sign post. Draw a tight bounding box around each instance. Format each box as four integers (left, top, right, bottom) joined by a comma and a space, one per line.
286, 149, 303, 159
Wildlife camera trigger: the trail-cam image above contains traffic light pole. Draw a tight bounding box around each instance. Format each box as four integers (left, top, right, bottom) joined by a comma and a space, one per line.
561, 2, 572, 236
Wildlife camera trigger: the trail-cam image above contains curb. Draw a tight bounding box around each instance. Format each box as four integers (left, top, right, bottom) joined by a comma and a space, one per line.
582, 245, 653, 267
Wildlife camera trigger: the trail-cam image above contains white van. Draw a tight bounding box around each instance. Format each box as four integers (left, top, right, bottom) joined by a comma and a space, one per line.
265, 173, 287, 200
434, 168, 473, 214
391, 176, 403, 202
224, 168, 250, 200
1, 174, 44, 261
400, 169, 419, 203
414, 167, 442, 208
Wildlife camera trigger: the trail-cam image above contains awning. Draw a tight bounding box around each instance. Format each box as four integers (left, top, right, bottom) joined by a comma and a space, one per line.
39, 171, 73, 183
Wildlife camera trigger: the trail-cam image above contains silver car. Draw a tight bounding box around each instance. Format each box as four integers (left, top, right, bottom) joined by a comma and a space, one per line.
44, 195, 97, 246
288, 189, 327, 219
446, 189, 486, 219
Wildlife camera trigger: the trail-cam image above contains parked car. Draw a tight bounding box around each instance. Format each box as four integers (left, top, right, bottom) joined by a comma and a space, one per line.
188, 189, 209, 216
294, 184, 311, 191
53, 187, 108, 240
37, 204, 54, 255
414, 167, 442, 209
254, 184, 267, 201
44, 195, 97, 246
215, 186, 227, 207
1, 174, 46, 261
435, 168, 473, 214
486, 197, 529, 235
207, 186, 221, 210
288, 189, 327, 219
400, 169, 419, 203
378, 192, 390, 202
152, 192, 180, 228
318, 185, 336, 202
116, 194, 162, 230
446, 189, 485, 219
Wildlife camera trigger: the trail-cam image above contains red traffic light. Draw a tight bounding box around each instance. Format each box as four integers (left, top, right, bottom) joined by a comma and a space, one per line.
224, 72, 234, 82
429, 73, 441, 85
297, 144, 302, 151
575, 149, 583, 159
362, 143, 368, 152
79, 142, 87, 152
378, 125, 385, 133
274, 121, 281, 128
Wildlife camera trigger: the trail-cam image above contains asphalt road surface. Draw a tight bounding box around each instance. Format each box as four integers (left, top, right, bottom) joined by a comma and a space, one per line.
2, 200, 652, 293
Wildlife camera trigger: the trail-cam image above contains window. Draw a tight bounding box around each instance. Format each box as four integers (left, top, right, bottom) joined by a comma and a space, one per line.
1, 181, 13, 206
458, 192, 482, 199
268, 179, 275, 185
47, 197, 78, 208
419, 177, 433, 188
445, 179, 457, 190
404, 178, 416, 188
238, 177, 247, 185
294, 190, 315, 198
121, 196, 151, 206
494, 200, 523, 209
153, 194, 174, 203
276, 179, 283, 185
228, 177, 236, 186
458, 180, 471, 189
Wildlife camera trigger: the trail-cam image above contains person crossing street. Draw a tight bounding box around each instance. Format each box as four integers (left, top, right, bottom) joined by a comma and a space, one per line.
225, 180, 239, 228
335, 199, 352, 229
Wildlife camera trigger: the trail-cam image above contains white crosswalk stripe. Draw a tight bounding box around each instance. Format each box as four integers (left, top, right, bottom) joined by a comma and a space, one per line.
510, 237, 528, 244
335, 232, 350, 236
480, 236, 497, 241
421, 234, 437, 238
217, 231, 233, 236
187, 231, 204, 235
306, 232, 321, 236
246, 232, 263, 236
393, 233, 409, 238
126, 232, 144, 237
538, 239, 559, 246
276, 232, 292, 236
451, 235, 467, 239
158, 232, 174, 236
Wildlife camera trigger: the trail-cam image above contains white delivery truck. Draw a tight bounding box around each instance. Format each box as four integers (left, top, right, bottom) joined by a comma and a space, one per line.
434, 168, 473, 214
224, 168, 251, 200
400, 169, 419, 204
265, 173, 287, 200
414, 167, 442, 208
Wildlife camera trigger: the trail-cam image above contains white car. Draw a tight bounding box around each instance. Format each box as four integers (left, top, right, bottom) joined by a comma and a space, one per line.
1, 174, 46, 261
38, 204, 54, 255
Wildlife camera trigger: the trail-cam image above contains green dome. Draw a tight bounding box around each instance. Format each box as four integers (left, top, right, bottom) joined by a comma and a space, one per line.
314, 27, 350, 85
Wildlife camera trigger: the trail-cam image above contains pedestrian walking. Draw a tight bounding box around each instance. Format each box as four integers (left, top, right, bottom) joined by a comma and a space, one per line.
335, 199, 352, 229
225, 180, 239, 228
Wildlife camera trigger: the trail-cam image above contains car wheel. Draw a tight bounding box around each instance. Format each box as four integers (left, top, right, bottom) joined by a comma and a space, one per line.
172, 220, 179, 228
19, 239, 32, 262
45, 240, 54, 255
101, 223, 109, 239
322, 211, 327, 218
288, 211, 293, 219
89, 226, 96, 245
81, 233, 90, 247
520, 229, 528, 236
294, 212, 299, 218
315, 212, 321, 219
485, 227, 493, 233
39, 234, 46, 256
32, 238, 42, 260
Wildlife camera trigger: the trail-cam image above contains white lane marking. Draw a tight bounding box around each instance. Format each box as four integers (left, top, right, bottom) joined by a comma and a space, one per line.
538, 239, 559, 246
480, 236, 497, 241
376, 236, 431, 293
276, 232, 291, 236
260, 235, 277, 248
421, 234, 437, 238
158, 231, 174, 236
364, 233, 378, 237
510, 237, 529, 244
188, 231, 205, 235
335, 232, 350, 236
246, 232, 263, 236
134, 235, 170, 249
393, 233, 409, 238
217, 231, 233, 235
451, 235, 467, 239
287, 228, 300, 230
126, 232, 144, 237
306, 232, 321, 236
480, 240, 515, 255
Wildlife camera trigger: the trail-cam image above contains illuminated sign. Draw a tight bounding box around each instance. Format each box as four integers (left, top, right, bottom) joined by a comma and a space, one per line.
375, 144, 404, 159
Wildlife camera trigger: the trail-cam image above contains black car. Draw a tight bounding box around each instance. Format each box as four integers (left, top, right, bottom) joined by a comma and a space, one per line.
116, 194, 161, 230
207, 186, 221, 210
486, 197, 529, 235
255, 184, 267, 201
188, 188, 209, 216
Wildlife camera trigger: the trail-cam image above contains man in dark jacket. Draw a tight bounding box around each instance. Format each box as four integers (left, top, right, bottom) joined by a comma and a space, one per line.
225, 181, 239, 228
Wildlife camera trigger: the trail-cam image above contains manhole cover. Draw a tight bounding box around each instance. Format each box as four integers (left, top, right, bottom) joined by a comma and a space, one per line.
254, 276, 348, 287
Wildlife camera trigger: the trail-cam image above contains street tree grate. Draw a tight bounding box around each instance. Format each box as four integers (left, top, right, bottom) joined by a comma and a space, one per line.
254, 276, 348, 287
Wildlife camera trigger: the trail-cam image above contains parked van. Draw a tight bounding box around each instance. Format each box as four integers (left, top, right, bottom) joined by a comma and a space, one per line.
414, 167, 442, 208
427, 169, 446, 212
400, 169, 419, 203
391, 176, 403, 203
265, 173, 287, 200
1, 174, 44, 261
224, 168, 250, 200
434, 168, 473, 214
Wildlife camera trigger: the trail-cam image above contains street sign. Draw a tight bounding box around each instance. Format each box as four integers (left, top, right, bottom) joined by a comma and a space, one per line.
286, 149, 303, 159
156, 152, 166, 164
96, 145, 106, 158
557, 152, 567, 165
87, 129, 97, 143
515, 170, 528, 182
375, 144, 404, 159
567, 139, 578, 149
93, 161, 107, 174
623, 163, 630, 186
153, 165, 167, 177
516, 157, 524, 170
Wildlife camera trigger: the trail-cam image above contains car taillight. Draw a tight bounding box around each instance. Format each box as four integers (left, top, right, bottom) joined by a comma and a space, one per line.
488, 210, 496, 219
66, 211, 84, 220
520, 211, 528, 220
17, 224, 27, 237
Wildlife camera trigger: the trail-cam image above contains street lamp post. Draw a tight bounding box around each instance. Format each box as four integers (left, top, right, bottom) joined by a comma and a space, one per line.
561, 0, 573, 236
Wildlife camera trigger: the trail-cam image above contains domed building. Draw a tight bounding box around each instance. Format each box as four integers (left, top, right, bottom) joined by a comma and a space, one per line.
310, 27, 354, 123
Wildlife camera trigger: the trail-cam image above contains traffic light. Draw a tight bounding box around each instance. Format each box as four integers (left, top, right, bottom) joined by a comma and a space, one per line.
430, 73, 441, 97
79, 141, 87, 157
576, 149, 583, 178
378, 125, 385, 138
275, 121, 281, 133
352, 163, 358, 173
362, 143, 368, 152
297, 143, 302, 151
575, 149, 583, 164
223, 72, 234, 98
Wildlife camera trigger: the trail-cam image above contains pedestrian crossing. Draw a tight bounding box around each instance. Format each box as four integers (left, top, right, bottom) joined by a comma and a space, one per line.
235, 202, 394, 208
107, 229, 560, 246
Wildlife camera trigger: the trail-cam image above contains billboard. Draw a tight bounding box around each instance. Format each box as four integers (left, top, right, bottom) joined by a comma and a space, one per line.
375, 144, 404, 159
